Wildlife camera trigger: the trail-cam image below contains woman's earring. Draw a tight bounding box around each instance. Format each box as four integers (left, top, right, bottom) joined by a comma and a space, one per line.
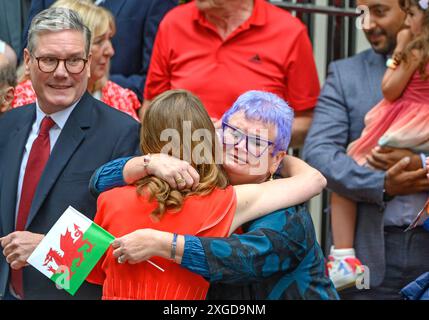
269, 172, 274, 181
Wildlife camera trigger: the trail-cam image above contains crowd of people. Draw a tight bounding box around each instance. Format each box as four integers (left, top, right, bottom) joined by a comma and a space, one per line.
0, 0, 428, 301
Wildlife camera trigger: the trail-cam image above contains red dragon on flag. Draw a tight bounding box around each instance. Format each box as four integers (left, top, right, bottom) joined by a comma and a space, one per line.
42, 224, 94, 280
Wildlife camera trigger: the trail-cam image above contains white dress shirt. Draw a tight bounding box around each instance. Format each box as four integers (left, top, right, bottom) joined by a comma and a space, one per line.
14, 100, 79, 226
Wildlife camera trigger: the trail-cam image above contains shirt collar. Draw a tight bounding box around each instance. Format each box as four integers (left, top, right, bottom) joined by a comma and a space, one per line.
192, 0, 266, 28
248, 0, 266, 27
35, 98, 80, 131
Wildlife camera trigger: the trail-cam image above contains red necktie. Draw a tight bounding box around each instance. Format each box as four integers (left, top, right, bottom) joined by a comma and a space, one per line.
11, 116, 55, 299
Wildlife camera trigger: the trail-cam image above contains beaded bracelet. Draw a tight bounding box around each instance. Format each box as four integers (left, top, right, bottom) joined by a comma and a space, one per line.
386, 58, 398, 70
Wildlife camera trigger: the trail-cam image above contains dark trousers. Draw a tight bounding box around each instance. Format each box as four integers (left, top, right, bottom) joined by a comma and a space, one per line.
3, 289, 18, 301
340, 226, 429, 300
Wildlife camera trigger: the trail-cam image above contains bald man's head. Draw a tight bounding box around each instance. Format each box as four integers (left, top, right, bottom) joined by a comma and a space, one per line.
0, 40, 18, 67
0, 55, 7, 67
0, 57, 17, 115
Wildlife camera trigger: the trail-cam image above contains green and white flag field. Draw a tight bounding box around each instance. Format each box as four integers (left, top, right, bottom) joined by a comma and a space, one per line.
27, 206, 114, 295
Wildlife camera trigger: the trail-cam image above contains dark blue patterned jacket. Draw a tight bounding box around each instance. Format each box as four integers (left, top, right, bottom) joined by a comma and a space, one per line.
201, 205, 339, 300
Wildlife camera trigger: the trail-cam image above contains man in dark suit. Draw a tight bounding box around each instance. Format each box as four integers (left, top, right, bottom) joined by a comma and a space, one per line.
303, 0, 429, 299
0, 7, 140, 300
23, 0, 178, 101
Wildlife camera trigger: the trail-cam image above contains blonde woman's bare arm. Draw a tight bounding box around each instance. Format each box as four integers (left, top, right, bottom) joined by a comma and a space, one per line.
279, 155, 321, 177
231, 158, 326, 234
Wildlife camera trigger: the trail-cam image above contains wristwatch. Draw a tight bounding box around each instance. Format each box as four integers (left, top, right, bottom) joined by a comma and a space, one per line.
383, 189, 395, 202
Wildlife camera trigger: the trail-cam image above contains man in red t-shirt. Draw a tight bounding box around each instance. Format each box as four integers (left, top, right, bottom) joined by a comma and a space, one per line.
143, 0, 320, 148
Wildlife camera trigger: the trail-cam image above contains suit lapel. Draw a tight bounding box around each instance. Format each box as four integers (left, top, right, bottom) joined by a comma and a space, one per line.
0, 107, 35, 235
25, 93, 93, 229
104, 0, 127, 16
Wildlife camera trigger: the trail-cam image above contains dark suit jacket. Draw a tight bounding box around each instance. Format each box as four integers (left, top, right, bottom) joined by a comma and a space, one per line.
0, 92, 140, 299
22, 0, 178, 100
303, 49, 389, 286
0, 0, 30, 57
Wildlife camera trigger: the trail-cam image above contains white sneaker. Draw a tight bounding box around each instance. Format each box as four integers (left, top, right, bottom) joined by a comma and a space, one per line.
326, 247, 364, 291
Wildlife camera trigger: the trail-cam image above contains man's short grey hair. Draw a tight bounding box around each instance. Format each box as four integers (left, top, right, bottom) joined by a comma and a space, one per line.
27, 7, 92, 56
0, 62, 17, 88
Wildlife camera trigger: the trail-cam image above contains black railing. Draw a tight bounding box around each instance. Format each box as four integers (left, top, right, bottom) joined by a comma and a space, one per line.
271, 0, 359, 16
271, 0, 360, 70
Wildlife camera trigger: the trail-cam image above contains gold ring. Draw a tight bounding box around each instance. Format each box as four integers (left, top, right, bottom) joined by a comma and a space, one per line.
175, 177, 185, 184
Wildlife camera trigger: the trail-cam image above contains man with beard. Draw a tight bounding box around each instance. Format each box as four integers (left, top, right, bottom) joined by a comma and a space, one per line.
303, 0, 429, 299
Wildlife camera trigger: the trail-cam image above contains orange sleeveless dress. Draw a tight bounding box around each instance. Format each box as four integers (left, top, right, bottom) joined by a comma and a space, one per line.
86, 185, 236, 300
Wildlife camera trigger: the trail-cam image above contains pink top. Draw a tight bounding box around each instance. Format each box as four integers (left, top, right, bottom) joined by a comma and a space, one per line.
348, 63, 429, 165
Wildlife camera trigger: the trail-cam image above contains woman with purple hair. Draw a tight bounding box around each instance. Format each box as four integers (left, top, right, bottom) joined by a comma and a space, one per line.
89, 90, 338, 300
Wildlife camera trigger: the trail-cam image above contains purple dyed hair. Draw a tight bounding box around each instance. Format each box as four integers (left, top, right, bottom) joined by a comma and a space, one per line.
222, 90, 294, 155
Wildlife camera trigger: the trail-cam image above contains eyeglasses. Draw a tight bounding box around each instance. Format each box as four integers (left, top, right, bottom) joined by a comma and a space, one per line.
221, 121, 275, 158
31, 54, 88, 74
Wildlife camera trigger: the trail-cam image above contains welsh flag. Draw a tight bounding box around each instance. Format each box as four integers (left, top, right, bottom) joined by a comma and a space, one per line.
27, 206, 114, 295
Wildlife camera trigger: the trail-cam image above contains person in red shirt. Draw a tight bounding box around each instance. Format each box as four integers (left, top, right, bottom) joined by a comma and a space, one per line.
143, 0, 320, 148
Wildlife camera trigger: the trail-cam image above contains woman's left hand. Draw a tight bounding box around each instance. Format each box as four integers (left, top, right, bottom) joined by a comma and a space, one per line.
112, 229, 170, 264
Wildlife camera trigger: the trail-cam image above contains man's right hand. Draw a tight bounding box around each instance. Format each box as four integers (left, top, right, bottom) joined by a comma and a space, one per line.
123, 154, 200, 190
384, 157, 429, 196
366, 146, 422, 171
0, 231, 44, 270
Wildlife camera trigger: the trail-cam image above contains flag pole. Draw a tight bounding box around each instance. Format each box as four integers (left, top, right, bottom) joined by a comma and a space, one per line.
147, 259, 165, 272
